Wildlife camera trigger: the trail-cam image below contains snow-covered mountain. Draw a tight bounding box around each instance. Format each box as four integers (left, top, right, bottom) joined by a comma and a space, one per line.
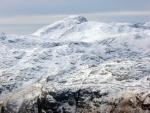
0, 16, 150, 113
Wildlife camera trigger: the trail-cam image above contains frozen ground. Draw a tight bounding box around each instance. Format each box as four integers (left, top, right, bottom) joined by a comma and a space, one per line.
0, 16, 150, 113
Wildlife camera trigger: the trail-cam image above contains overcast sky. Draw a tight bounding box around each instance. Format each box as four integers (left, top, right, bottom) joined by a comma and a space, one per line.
0, 0, 150, 24
1, 0, 150, 16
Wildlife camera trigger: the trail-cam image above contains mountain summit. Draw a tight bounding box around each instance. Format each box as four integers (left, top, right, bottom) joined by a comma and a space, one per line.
32, 15, 87, 37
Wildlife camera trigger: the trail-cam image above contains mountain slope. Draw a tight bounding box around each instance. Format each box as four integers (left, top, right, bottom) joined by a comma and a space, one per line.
0, 16, 150, 113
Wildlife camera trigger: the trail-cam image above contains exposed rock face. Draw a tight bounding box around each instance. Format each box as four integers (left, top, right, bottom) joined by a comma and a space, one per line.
38, 89, 150, 113
0, 16, 150, 113
2, 88, 150, 113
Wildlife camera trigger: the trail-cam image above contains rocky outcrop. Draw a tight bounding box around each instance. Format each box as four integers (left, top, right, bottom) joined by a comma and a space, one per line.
1, 88, 150, 113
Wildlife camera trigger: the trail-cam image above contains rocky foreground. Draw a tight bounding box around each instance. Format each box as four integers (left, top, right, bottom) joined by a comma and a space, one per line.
0, 16, 150, 113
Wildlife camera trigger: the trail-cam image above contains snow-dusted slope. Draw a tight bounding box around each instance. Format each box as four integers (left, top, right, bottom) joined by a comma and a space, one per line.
32, 16, 150, 43
0, 16, 150, 113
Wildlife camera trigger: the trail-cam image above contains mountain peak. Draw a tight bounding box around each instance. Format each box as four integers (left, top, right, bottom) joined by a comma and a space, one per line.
63, 15, 88, 23
32, 15, 87, 36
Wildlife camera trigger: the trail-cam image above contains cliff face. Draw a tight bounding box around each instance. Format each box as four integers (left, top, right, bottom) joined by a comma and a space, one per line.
0, 16, 150, 113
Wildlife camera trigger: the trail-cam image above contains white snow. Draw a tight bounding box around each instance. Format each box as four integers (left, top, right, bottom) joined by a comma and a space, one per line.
0, 15, 150, 101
